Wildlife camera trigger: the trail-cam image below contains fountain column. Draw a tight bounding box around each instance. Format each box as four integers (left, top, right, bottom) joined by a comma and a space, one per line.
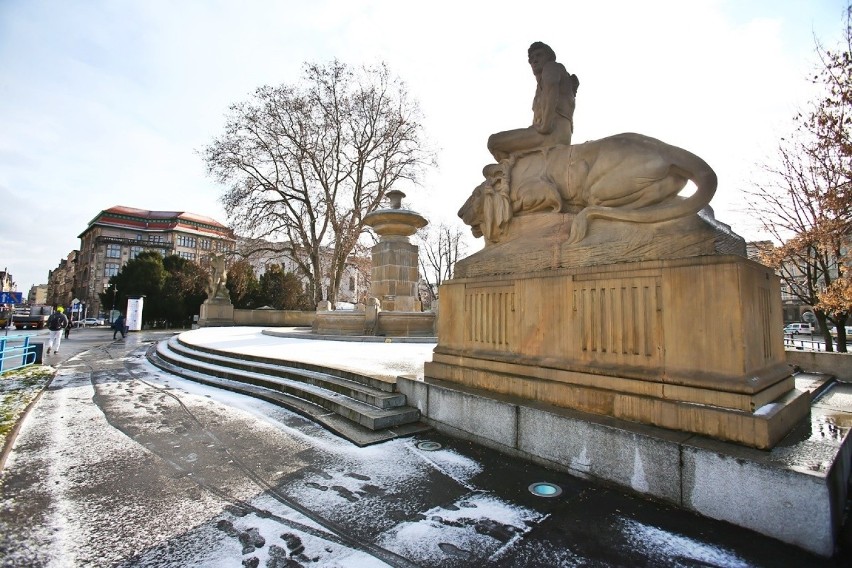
363, 190, 427, 311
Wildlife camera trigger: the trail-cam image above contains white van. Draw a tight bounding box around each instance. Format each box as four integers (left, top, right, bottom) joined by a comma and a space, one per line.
784, 323, 813, 335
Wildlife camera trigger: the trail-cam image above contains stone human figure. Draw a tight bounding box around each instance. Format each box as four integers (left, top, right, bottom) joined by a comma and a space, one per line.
487, 42, 579, 161
207, 253, 229, 301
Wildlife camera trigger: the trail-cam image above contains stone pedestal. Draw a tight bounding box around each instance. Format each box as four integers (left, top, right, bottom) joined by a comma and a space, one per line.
198, 300, 234, 327
370, 238, 420, 311
426, 254, 809, 449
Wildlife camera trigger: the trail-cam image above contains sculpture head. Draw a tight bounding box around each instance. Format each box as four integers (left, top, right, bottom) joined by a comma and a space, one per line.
459, 183, 484, 236
528, 42, 556, 75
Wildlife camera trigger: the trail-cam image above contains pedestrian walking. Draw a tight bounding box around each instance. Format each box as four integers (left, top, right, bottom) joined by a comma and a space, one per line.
46, 306, 69, 355
64, 313, 72, 339
112, 313, 126, 339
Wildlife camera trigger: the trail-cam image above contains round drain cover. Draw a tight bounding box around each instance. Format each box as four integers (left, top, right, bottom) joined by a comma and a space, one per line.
416, 441, 443, 451
529, 482, 562, 497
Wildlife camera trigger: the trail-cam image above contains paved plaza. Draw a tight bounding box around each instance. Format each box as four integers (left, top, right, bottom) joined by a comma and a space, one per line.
0, 327, 849, 567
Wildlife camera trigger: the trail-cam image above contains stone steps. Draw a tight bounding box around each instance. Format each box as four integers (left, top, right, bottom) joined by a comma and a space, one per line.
147, 336, 429, 446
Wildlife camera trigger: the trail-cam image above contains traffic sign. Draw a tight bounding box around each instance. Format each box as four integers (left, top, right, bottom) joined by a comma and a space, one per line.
0, 292, 23, 304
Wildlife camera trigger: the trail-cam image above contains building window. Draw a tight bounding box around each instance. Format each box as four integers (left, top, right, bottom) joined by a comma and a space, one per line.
177, 235, 197, 248
105, 263, 120, 278
130, 246, 143, 259
106, 243, 121, 258
349, 276, 355, 291
179, 251, 196, 261
148, 234, 164, 243
200, 239, 210, 250
136, 234, 142, 241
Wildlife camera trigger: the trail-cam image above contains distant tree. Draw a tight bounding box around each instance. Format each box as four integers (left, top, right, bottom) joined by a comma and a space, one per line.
257, 264, 311, 310
749, 4, 852, 351
203, 60, 434, 308
226, 258, 261, 309
101, 252, 211, 327
161, 255, 208, 326
101, 251, 166, 325
416, 222, 469, 302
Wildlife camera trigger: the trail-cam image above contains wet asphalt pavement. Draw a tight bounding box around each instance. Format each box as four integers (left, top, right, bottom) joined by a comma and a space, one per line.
0, 328, 850, 567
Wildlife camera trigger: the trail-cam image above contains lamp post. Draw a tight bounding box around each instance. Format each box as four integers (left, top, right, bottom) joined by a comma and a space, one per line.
110, 285, 117, 323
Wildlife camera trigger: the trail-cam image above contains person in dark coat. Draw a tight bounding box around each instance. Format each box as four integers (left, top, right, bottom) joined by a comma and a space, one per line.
112, 313, 126, 339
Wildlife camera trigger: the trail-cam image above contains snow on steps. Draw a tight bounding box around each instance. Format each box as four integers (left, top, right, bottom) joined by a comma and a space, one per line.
147, 335, 429, 446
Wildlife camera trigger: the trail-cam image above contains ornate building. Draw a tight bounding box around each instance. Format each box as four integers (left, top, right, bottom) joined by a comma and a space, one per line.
236, 237, 370, 306
27, 284, 47, 305
747, 240, 820, 325
46, 251, 78, 307
75, 206, 235, 316
0, 268, 15, 293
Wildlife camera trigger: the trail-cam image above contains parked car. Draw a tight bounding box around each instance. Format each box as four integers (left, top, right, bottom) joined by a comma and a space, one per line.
74, 317, 104, 327
783, 323, 813, 335
829, 326, 852, 337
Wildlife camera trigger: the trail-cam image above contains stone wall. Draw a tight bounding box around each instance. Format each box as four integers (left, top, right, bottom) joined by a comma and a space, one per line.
233, 309, 315, 327
787, 349, 852, 382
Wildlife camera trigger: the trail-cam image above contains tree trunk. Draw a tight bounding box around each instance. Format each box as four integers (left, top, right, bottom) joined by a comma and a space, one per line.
816, 311, 834, 352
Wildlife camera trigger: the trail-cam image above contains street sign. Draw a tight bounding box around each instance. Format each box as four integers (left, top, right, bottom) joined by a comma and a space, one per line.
0, 292, 23, 304
802, 311, 817, 323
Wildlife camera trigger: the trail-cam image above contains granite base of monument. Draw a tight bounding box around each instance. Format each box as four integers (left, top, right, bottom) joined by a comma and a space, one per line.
427, 254, 808, 450
198, 300, 234, 327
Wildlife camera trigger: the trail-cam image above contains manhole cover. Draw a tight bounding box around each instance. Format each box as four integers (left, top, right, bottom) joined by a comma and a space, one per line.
416, 441, 443, 451
528, 482, 562, 497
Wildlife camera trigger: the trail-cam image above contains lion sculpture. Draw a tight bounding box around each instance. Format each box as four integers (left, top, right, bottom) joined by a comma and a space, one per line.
459, 132, 717, 244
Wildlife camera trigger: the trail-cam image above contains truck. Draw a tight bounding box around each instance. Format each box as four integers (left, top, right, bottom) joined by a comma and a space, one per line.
0, 304, 53, 330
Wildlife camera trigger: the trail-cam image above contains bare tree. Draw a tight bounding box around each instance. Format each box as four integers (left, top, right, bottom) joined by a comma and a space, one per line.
416, 222, 469, 302
203, 61, 434, 307
751, 142, 849, 350
749, 4, 852, 351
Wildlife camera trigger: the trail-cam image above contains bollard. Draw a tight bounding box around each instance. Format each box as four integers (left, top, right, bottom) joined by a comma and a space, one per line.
28, 342, 43, 365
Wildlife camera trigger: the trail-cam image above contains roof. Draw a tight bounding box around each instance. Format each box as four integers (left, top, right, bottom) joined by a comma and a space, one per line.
79, 206, 233, 238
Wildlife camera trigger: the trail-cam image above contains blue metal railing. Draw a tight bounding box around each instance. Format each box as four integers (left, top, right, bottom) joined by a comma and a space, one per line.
0, 335, 38, 373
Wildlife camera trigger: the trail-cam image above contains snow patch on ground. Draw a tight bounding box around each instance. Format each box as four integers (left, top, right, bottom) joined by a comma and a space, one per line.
377, 493, 541, 564
617, 517, 751, 567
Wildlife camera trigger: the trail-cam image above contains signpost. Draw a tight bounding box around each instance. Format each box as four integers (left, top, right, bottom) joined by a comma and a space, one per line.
0, 292, 22, 336
0, 292, 23, 304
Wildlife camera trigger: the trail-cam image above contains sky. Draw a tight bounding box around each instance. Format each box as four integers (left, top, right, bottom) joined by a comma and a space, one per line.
0, 0, 847, 293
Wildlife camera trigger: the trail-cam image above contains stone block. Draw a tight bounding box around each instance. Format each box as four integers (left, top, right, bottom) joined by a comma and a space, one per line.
396, 376, 429, 414
429, 255, 807, 448
517, 405, 683, 503
427, 386, 517, 447
199, 301, 234, 326
682, 443, 834, 556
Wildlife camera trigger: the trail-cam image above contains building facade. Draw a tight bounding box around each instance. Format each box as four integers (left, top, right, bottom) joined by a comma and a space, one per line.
236, 237, 370, 306
46, 251, 78, 307
75, 206, 235, 316
28, 284, 47, 305
0, 268, 15, 293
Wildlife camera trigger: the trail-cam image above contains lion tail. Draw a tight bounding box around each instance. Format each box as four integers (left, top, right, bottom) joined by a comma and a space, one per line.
565, 149, 717, 245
